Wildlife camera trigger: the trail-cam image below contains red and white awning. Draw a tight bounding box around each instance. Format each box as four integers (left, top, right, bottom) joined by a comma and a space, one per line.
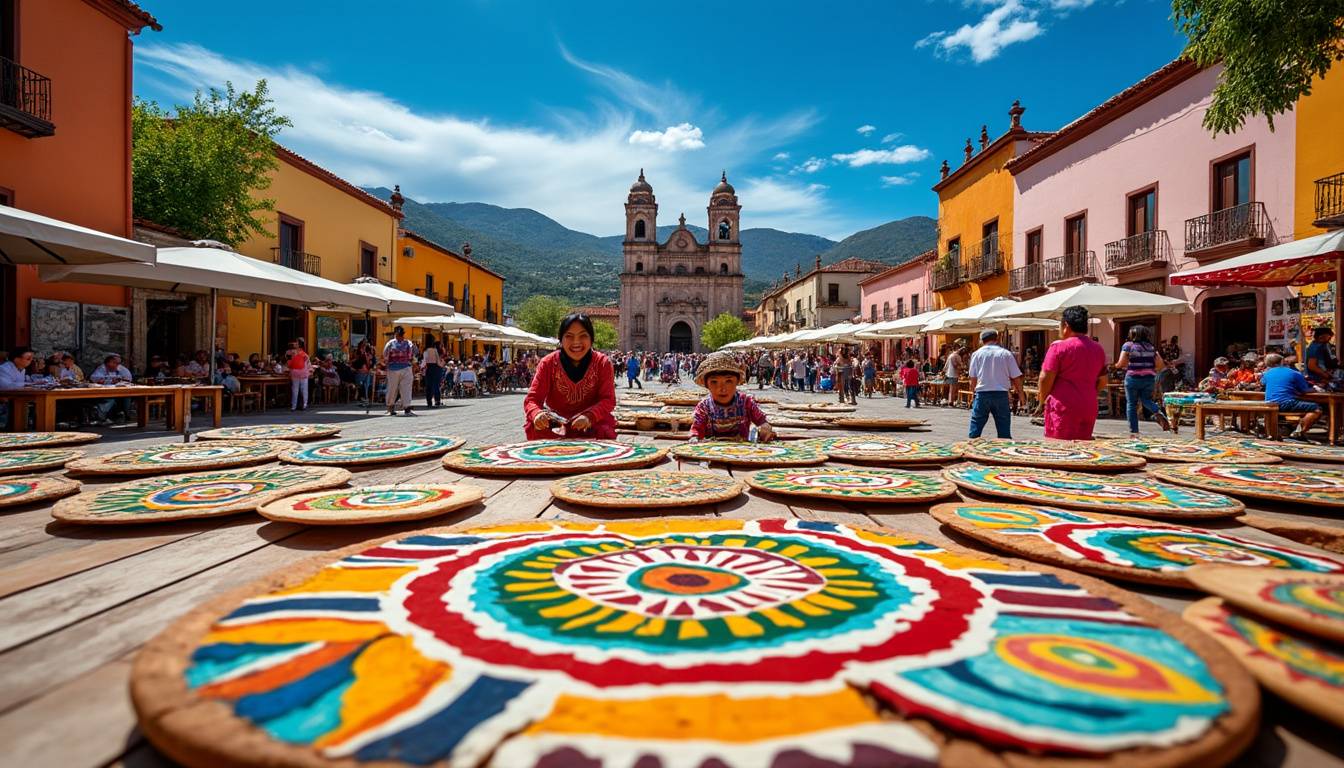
1170, 230, 1344, 288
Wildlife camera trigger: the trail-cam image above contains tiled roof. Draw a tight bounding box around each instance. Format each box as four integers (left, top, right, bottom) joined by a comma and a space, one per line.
859, 249, 937, 286
759, 257, 890, 302
1006, 59, 1203, 174
274, 144, 405, 220
86, 0, 161, 31
397, 229, 506, 281
572, 306, 621, 319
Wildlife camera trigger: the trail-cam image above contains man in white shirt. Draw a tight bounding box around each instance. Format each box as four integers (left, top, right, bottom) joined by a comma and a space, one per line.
0, 346, 32, 391
967, 328, 1025, 439
91, 354, 133, 425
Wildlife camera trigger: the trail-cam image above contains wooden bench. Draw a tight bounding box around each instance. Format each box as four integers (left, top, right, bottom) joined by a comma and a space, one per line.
1194, 401, 1279, 440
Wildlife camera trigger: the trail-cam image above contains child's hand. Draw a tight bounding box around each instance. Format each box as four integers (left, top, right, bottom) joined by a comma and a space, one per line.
757, 423, 775, 442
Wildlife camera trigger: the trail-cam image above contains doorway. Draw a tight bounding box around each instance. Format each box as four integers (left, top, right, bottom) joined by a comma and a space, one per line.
1204, 294, 1258, 372
146, 299, 196, 363
669, 321, 692, 353
1021, 330, 1046, 373
271, 306, 305, 356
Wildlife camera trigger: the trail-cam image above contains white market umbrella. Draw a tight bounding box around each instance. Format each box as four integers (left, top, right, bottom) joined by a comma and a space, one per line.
2, 205, 155, 265
343, 277, 456, 315
921, 298, 1024, 333
982, 282, 1189, 321
397, 313, 487, 332
856, 308, 951, 339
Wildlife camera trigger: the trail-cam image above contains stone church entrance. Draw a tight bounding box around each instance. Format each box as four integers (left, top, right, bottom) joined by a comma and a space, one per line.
669, 321, 693, 353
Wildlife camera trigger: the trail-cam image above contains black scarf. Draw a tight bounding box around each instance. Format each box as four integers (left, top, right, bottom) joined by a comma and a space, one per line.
560, 349, 592, 383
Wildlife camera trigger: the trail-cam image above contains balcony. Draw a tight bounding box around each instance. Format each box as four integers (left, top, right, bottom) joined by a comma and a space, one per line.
271, 248, 322, 276
1315, 172, 1344, 229
1185, 202, 1272, 260
1044, 251, 1099, 286
414, 289, 440, 302
485, 310, 498, 323
1009, 262, 1044, 294
931, 260, 966, 292
0, 56, 54, 138
964, 235, 1006, 282
1105, 230, 1172, 274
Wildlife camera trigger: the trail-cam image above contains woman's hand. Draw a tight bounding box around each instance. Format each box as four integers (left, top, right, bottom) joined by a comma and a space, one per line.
571, 413, 593, 431
532, 412, 553, 431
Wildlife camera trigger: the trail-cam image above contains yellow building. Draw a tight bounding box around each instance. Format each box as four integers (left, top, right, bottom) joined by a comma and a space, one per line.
396, 229, 505, 356
755, 256, 887, 334
227, 146, 403, 360
930, 102, 1050, 313
1295, 69, 1344, 237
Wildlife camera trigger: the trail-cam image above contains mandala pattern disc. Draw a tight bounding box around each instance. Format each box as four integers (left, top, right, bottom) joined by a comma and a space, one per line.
1185, 597, 1344, 729
670, 441, 826, 467
1186, 566, 1344, 644
957, 440, 1146, 470
281, 436, 465, 466
1109, 439, 1280, 464
52, 466, 352, 524
65, 440, 295, 475
944, 464, 1244, 517
800, 437, 962, 464
0, 431, 99, 450
198, 424, 342, 441
445, 440, 667, 475
930, 503, 1344, 587
258, 484, 485, 525
833, 418, 927, 430
747, 468, 956, 502
131, 519, 1255, 768
0, 448, 81, 475
777, 403, 858, 413
550, 471, 745, 508
1149, 464, 1344, 508
0, 475, 81, 508
1220, 439, 1344, 463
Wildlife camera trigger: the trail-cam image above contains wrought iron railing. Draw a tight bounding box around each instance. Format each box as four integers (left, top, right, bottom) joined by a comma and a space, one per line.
931, 260, 966, 292
1105, 230, 1172, 272
485, 310, 498, 323
965, 235, 1006, 281
414, 289, 440, 301
271, 248, 322, 276
1185, 202, 1271, 253
0, 56, 54, 137
1315, 172, 1344, 227
1009, 263, 1043, 293
1043, 251, 1099, 285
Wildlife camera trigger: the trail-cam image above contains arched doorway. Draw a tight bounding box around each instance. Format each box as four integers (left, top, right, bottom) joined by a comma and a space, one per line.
669, 321, 693, 353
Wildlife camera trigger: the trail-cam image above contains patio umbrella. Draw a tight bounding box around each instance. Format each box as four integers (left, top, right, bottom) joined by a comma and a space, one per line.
855, 308, 951, 339
1169, 230, 1344, 288
1, 205, 155, 264
397, 313, 487, 332
981, 282, 1189, 321
921, 298, 1026, 333
343, 277, 456, 315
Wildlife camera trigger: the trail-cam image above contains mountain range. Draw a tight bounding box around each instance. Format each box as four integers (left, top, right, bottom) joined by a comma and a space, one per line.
365, 188, 936, 309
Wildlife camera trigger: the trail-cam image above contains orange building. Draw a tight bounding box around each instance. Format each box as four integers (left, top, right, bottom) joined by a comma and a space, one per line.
396, 228, 506, 357
0, 0, 159, 356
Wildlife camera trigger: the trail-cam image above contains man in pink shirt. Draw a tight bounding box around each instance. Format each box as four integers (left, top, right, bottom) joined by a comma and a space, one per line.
1038, 306, 1107, 440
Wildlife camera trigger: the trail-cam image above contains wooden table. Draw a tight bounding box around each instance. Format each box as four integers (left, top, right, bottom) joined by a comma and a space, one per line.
0, 385, 189, 432
178, 386, 223, 430
1301, 392, 1344, 446
236, 376, 290, 412
1194, 400, 1280, 440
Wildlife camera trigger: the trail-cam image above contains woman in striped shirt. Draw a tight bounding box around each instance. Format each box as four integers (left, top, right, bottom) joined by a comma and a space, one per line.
1115, 325, 1171, 436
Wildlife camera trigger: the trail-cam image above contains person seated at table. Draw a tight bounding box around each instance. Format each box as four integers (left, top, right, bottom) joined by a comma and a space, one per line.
687, 352, 774, 442
1305, 327, 1339, 387
1229, 354, 1260, 389
57, 353, 84, 384
1198, 357, 1234, 394
0, 346, 33, 390
91, 354, 133, 426
214, 363, 241, 395
525, 312, 617, 440
1261, 353, 1323, 443
185, 349, 210, 380
457, 362, 478, 396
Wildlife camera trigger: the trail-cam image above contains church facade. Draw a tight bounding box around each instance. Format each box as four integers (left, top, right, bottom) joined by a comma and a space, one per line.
618, 172, 745, 353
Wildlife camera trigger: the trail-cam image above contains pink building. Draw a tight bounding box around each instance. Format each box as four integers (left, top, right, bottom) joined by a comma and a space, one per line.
1008, 60, 1297, 376
858, 250, 935, 366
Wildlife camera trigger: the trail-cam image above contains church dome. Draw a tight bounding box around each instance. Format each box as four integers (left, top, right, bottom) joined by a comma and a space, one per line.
630, 170, 653, 194
712, 171, 735, 197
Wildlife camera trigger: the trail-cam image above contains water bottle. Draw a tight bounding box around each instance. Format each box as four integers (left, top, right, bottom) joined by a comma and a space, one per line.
748, 425, 759, 444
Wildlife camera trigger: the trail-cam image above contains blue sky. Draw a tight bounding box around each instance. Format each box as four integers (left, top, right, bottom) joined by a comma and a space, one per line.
133, 0, 1188, 241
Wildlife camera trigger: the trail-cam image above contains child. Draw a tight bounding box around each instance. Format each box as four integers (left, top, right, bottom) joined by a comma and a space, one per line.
900, 359, 921, 408
688, 352, 775, 442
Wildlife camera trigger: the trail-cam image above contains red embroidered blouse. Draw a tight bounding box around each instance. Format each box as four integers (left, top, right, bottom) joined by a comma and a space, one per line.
523, 351, 617, 440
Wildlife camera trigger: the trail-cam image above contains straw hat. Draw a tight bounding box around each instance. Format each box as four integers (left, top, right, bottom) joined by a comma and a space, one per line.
695, 351, 745, 387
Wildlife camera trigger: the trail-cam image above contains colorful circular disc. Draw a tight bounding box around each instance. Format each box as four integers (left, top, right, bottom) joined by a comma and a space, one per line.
281, 436, 465, 466
930, 503, 1344, 587
258, 484, 485, 525
0, 448, 81, 475
777, 403, 858, 413
833, 418, 927, 429
445, 440, 667, 475
65, 440, 294, 476
1108, 439, 1280, 464
197, 424, 342, 441
1185, 566, 1344, 644
957, 440, 1146, 469
131, 519, 1255, 768
1149, 464, 1344, 508
52, 466, 351, 524
0, 475, 81, 508
550, 470, 745, 508
0, 432, 99, 450
800, 437, 961, 464
943, 464, 1244, 517
1185, 597, 1344, 729
1221, 439, 1344, 463
670, 441, 826, 467
747, 468, 956, 502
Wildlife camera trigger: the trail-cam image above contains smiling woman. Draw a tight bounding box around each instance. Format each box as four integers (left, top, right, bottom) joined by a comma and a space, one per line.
523, 312, 617, 440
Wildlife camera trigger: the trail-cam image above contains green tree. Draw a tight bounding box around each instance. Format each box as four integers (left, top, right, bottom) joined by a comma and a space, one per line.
1174, 0, 1344, 134
701, 313, 754, 350
592, 319, 619, 351
132, 80, 292, 245
515, 295, 571, 337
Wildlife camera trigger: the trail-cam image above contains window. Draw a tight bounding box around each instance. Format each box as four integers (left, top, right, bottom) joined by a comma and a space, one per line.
656, 266, 668, 275
870, 304, 878, 322
486, 295, 492, 312
633, 314, 646, 334
947, 236, 961, 257
425, 274, 434, 296
883, 301, 890, 320
1214, 152, 1251, 210
634, 219, 646, 238
360, 243, 377, 277
1025, 229, 1043, 265
0, 185, 12, 206
896, 297, 905, 317
1065, 214, 1086, 255
635, 261, 643, 272
447, 282, 455, 303
719, 220, 731, 240
675, 265, 688, 276
720, 263, 728, 275
982, 219, 999, 249
694, 266, 706, 275
0, 0, 15, 63
911, 294, 919, 315
827, 283, 840, 304
1128, 188, 1156, 236
796, 299, 802, 316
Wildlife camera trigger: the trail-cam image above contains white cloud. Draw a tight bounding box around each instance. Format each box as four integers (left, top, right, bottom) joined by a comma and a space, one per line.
628, 123, 706, 151
1046, 0, 1097, 8
831, 146, 932, 167
881, 173, 921, 187
794, 157, 829, 174
918, 0, 1043, 63
460, 155, 498, 172
772, 152, 791, 160
881, 132, 903, 143
857, 124, 876, 135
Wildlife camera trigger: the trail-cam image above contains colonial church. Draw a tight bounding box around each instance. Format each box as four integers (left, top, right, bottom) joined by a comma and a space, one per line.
618, 171, 745, 353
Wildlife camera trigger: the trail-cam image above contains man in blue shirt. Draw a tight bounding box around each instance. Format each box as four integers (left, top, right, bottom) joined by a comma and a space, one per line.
625, 353, 643, 389
1261, 352, 1322, 442
1305, 327, 1338, 387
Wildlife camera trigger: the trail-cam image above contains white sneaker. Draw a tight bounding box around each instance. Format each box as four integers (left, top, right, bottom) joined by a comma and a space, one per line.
97, 419, 113, 426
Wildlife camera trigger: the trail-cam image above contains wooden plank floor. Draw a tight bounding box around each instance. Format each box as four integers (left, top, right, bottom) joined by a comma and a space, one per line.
1, 393, 1342, 768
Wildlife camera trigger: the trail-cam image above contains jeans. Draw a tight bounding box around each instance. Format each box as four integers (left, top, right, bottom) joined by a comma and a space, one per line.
355, 372, 374, 400
1125, 376, 1162, 433
905, 384, 920, 407
969, 391, 1012, 438
837, 372, 854, 403
290, 377, 308, 409
793, 376, 805, 391
627, 374, 642, 389
425, 364, 444, 407
97, 396, 132, 420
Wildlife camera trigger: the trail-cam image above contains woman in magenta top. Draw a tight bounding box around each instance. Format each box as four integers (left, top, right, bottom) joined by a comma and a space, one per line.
1038, 305, 1108, 440
524, 313, 617, 440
